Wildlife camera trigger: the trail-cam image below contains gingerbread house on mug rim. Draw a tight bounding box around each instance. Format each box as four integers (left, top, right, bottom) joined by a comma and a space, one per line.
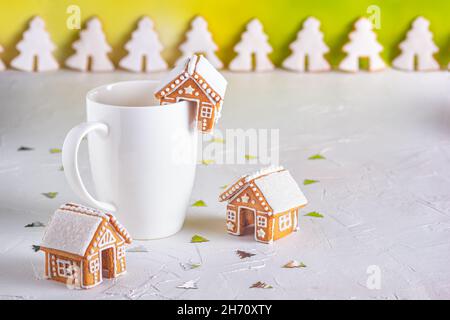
219, 167, 308, 243
154, 54, 227, 133
40, 203, 132, 289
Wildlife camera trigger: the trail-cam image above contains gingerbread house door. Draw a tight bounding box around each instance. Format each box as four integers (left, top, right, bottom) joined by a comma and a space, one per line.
238, 207, 255, 233
100, 247, 115, 279
176, 97, 199, 109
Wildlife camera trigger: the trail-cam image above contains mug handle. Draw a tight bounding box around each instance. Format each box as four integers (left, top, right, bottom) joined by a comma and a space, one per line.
62, 122, 116, 212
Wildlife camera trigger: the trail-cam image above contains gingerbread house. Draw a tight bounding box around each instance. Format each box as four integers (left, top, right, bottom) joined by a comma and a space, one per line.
154, 54, 227, 133
40, 203, 132, 289
219, 167, 308, 243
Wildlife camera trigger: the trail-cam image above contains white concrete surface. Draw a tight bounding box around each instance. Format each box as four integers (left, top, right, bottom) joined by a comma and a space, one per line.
0, 70, 449, 299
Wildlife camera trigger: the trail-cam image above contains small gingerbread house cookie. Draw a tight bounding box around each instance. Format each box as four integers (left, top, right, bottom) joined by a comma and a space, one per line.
219, 166, 308, 243
154, 54, 227, 133
40, 203, 132, 289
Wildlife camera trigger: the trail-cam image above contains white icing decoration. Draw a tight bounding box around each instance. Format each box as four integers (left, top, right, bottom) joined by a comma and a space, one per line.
257, 228, 266, 238
184, 85, 195, 95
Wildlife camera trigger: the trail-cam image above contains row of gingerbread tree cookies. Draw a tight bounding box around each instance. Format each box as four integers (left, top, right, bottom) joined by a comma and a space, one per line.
0, 15, 445, 73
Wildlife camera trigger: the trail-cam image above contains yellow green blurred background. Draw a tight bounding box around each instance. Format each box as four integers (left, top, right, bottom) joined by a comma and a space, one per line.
0, 0, 448, 67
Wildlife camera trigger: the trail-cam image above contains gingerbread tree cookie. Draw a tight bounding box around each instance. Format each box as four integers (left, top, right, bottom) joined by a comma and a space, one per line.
65, 18, 114, 72
283, 17, 330, 72
339, 17, 386, 72
176, 16, 223, 69
10, 16, 59, 72
119, 17, 167, 73
229, 19, 274, 72
392, 17, 440, 71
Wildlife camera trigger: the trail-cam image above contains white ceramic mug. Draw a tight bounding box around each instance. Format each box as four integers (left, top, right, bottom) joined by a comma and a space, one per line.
62, 80, 198, 239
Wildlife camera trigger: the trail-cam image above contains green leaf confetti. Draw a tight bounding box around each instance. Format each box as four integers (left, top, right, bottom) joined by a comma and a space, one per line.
191, 234, 209, 243
180, 262, 201, 270
32, 245, 40, 252
42, 192, 58, 199
283, 260, 307, 268
191, 200, 207, 207
308, 154, 326, 160
304, 211, 324, 218
303, 179, 319, 185
245, 154, 258, 160
49, 148, 62, 154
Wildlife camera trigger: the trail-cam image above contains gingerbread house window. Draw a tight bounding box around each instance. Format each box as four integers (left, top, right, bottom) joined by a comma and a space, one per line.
257, 216, 267, 228
89, 258, 100, 273
200, 106, 213, 118
117, 246, 125, 259
57, 259, 73, 278
279, 213, 292, 231
227, 210, 236, 222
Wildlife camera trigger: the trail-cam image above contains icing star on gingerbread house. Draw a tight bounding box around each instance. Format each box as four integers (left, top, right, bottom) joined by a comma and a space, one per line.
40, 203, 132, 289
219, 166, 308, 243
154, 54, 227, 133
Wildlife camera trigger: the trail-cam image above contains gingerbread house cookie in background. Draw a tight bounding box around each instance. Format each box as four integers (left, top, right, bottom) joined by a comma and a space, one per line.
40, 203, 132, 289
219, 166, 308, 243
154, 54, 227, 133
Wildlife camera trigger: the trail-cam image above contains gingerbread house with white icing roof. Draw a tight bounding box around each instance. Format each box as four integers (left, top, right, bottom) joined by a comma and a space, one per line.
219, 166, 308, 243
40, 203, 132, 289
154, 54, 227, 133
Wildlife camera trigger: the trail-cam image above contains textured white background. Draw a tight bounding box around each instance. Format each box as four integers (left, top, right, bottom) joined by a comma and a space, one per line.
0, 70, 449, 299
